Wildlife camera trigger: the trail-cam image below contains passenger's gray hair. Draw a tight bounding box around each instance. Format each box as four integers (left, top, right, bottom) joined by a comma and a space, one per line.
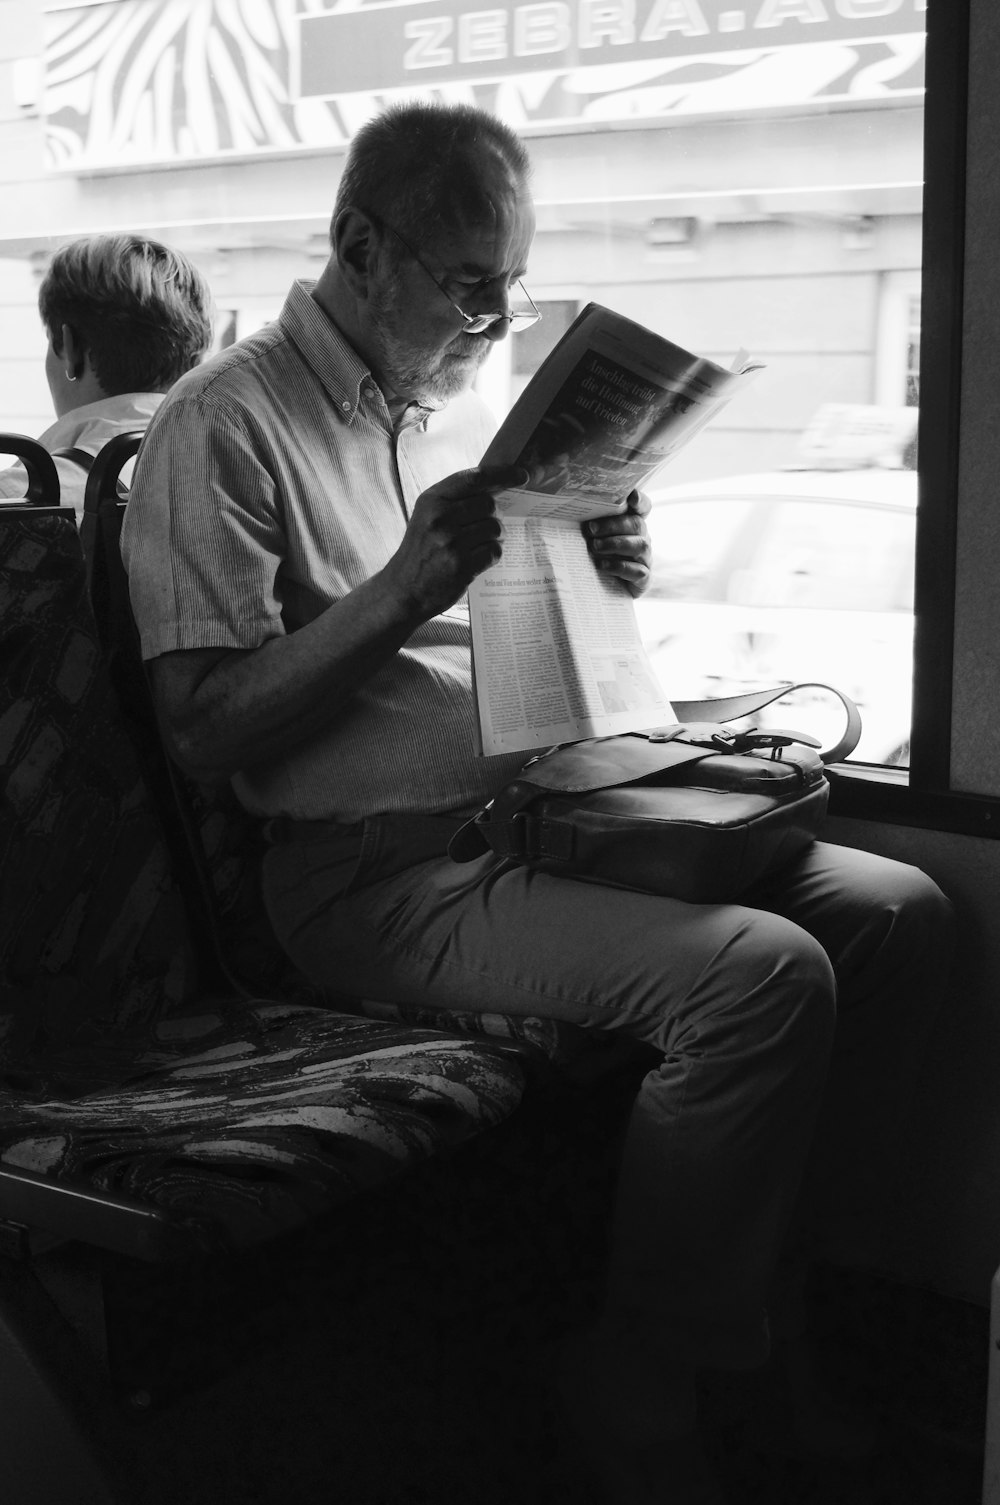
38, 234, 213, 395
332, 101, 532, 245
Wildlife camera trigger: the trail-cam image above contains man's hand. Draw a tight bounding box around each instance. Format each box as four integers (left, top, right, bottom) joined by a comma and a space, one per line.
383, 465, 525, 621
585, 489, 653, 597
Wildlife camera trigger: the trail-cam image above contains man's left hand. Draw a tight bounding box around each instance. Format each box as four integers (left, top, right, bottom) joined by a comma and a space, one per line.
585, 489, 652, 598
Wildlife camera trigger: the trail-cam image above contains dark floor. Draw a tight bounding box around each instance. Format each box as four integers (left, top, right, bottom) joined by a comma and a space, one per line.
90, 1083, 988, 1505
113, 1260, 987, 1505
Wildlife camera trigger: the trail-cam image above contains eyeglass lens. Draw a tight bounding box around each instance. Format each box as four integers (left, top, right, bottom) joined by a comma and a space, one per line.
464, 285, 539, 333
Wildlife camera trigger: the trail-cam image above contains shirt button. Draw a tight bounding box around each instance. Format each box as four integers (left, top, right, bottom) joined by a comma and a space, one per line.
341, 400, 350, 411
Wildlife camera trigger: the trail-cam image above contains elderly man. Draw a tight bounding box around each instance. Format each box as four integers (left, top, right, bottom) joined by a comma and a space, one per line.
122, 102, 952, 1504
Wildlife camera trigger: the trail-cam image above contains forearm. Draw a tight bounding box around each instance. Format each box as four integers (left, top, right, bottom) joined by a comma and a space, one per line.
153, 566, 425, 781
148, 463, 518, 781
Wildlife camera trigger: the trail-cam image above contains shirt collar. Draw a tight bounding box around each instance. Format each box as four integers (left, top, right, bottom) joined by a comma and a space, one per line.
278, 278, 441, 425
37, 392, 164, 450
278, 279, 378, 423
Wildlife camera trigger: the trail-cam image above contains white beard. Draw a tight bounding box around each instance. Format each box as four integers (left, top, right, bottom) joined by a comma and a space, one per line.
369, 283, 491, 406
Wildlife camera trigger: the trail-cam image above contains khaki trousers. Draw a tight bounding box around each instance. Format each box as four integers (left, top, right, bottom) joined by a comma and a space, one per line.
263, 818, 954, 1370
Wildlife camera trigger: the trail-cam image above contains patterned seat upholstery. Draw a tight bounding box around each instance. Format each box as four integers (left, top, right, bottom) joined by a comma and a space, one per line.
0, 498, 526, 1255
0, 1002, 524, 1254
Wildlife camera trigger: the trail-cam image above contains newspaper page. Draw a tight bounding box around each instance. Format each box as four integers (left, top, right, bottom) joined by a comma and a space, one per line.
483, 302, 761, 521
470, 515, 673, 755
468, 304, 761, 756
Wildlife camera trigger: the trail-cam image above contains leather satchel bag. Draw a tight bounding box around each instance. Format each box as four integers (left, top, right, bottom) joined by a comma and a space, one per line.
448, 685, 861, 904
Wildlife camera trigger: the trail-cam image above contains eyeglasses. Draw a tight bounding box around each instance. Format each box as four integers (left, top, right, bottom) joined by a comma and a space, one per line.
379, 219, 541, 335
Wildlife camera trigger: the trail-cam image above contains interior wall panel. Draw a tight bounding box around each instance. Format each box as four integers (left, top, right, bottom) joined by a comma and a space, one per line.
827, 812, 1000, 1305
950, 0, 1000, 794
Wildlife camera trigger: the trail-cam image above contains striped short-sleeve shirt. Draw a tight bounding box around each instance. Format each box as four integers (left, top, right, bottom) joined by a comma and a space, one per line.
121, 279, 528, 822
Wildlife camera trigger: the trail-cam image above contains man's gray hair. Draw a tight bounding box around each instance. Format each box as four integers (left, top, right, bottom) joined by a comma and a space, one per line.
332, 101, 532, 245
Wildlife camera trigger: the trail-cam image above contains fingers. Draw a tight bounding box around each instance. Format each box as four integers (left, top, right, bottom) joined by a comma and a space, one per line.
593, 550, 653, 598
591, 539, 651, 574
599, 556, 649, 584
388, 467, 518, 620
416, 473, 505, 552
585, 504, 652, 597
419, 464, 524, 536
586, 510, 651, 560
586, 511, 648, 541
418, 497, 502, 564
462, 512, 504, 565
591, 534, 650, 565
431, 465, 527, 503
582, 489, 651, 533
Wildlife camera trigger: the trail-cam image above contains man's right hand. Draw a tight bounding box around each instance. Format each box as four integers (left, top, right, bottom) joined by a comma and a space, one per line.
148, 464, 526, 782
383, 465, 525, 620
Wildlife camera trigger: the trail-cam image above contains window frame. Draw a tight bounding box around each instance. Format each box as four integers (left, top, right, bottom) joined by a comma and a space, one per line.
828, 0, 988, 835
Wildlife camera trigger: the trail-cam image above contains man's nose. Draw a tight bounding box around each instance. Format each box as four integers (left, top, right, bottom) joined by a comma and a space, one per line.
483, 314, 511, 344
483, 284, 513, 342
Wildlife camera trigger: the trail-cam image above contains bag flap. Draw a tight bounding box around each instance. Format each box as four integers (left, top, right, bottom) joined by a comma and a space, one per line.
448, 723, 832, 866
447, 735, 716, 863
518, 733, 715, 797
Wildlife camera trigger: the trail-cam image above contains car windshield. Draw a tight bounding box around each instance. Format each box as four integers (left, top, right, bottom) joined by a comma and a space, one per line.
635, 471, 917, 766
645, 500, 756, 602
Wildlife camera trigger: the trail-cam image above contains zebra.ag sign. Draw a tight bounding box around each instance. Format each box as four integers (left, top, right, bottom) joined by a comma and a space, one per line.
296, 0, 926, 108
42, 0, 926, 172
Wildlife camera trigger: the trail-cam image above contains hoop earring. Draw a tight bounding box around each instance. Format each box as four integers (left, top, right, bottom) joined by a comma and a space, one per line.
65, 371, 77, 383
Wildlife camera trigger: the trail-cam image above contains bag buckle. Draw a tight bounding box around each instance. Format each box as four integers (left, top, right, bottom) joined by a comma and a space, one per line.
702, 727, 796, 759
677, 725, 752, 753
729, 728, 822, 759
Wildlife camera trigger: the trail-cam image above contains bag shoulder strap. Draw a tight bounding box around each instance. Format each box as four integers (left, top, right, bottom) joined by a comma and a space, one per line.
668, 682, 862, 765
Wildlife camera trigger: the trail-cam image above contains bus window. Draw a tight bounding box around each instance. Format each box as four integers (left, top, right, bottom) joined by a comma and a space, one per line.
2, 0, 926, 765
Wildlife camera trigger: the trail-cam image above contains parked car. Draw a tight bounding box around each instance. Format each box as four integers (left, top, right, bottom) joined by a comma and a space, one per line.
633, 464, 917, 765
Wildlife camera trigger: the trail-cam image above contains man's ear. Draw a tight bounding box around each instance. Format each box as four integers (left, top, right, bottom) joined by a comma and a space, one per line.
333, 208, 381, 299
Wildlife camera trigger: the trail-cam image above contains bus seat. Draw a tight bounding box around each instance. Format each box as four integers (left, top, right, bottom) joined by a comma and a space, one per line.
0, 433, 67, 511
84, 434, 613, 1076
0, 433, 529, 1498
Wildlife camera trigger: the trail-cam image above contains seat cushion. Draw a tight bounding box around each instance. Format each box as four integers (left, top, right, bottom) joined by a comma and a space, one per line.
355, 996, 607, 1072
0, 1002, 526, 1252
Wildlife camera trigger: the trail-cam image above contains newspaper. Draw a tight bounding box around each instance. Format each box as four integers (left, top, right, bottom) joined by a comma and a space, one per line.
469, 303, 761, 755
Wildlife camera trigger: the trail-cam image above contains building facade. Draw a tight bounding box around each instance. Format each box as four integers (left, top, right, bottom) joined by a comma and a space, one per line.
1, 0, 924, 478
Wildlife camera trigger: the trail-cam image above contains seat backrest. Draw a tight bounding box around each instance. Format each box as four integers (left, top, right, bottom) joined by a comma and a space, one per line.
0, 433, 68, 512
0, 442, 203, 1073
82, 436, 322, 1005
80, 431, 143, 600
